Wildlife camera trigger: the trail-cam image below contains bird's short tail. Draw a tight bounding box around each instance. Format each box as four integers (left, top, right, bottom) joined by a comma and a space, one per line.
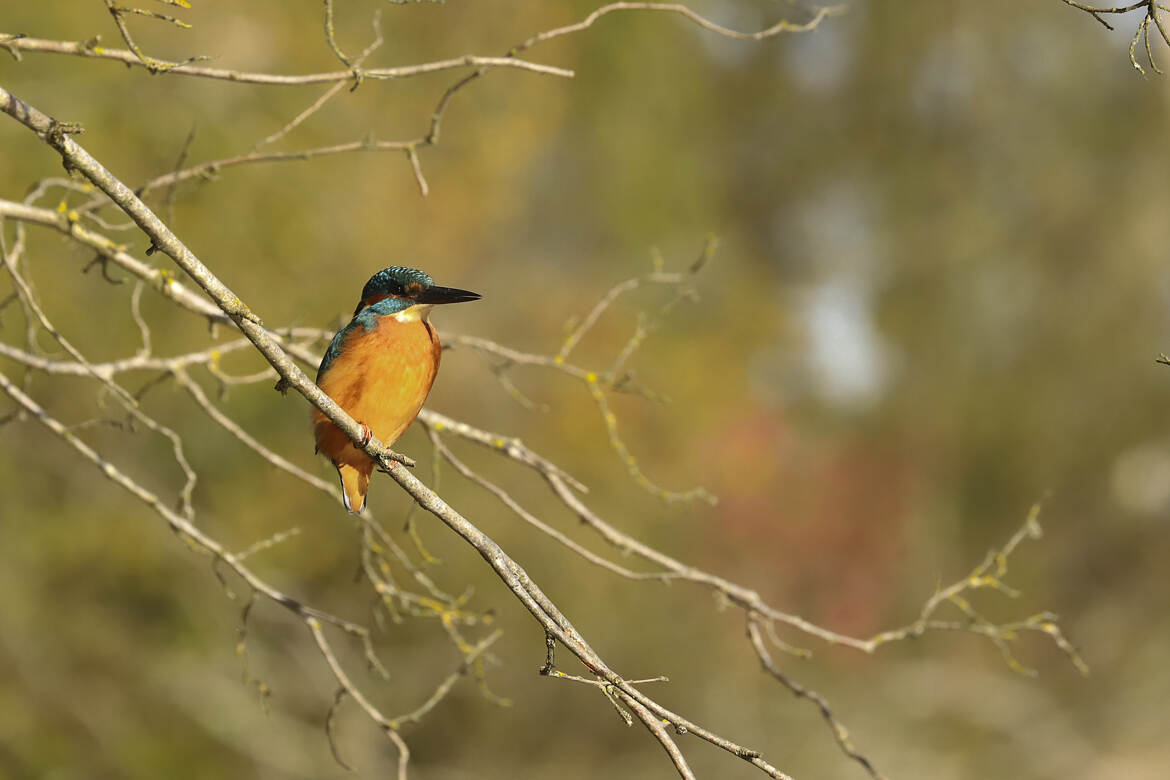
336, 463, 370, 514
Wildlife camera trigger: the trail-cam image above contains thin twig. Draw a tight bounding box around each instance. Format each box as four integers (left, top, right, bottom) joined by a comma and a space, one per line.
748, 616, 884, 779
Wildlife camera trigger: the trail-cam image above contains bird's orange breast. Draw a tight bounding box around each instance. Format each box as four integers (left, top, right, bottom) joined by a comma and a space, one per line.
312, 315, 441, 469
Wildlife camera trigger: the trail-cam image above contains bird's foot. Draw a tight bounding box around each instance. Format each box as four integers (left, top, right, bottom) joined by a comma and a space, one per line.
358, 422, 373, 447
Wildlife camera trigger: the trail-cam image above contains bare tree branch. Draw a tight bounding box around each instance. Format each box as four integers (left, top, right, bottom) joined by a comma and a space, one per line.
1061, 0, 1170, 72
0, 35, 574, 82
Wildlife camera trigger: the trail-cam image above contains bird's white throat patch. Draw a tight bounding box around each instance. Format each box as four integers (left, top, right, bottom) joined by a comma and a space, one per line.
393, 304, 433, 323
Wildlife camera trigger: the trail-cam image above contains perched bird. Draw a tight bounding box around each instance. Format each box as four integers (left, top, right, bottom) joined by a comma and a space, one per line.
313, 266, 480, 513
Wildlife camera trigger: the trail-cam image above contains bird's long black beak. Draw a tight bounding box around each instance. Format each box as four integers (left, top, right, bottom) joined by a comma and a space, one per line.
415, 285, 481, 305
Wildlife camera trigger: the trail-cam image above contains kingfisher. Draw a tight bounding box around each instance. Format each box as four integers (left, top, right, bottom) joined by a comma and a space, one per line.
313, 266, 480, 513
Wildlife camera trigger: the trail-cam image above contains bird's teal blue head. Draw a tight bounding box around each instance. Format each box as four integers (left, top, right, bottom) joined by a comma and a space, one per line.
352, 266, 480, 317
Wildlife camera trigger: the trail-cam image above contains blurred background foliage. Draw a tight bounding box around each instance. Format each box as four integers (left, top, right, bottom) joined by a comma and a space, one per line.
1, 1, 1168, 778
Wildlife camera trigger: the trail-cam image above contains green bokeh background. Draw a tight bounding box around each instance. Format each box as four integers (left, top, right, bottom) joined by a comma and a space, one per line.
2, 2, 1168, 778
